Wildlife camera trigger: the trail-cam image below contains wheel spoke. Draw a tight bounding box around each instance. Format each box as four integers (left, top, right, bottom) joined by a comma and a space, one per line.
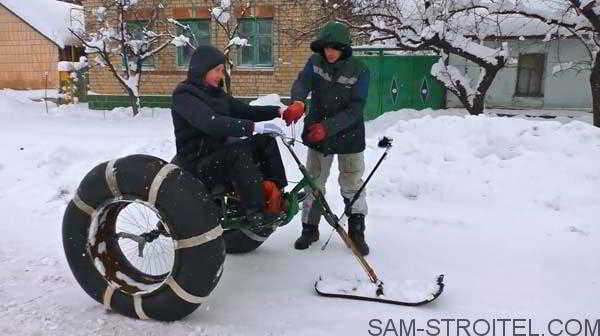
97, 200, 175, 293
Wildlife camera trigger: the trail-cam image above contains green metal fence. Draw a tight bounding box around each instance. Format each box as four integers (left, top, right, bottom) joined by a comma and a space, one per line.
356, 50, 445, 120
89, 50, 445, 118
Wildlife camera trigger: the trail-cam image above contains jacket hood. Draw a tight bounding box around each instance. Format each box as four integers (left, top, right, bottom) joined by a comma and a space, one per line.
187, 45, 226, 87
310, 21, 353, 61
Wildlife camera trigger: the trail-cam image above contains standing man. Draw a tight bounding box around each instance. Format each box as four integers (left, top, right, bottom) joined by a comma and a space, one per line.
282, 21, 371, 255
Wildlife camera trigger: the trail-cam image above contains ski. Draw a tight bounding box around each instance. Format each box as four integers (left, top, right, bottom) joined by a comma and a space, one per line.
315, 274, 444, 306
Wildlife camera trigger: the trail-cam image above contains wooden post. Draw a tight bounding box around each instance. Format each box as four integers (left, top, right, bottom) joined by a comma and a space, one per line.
44, 71, 49, 114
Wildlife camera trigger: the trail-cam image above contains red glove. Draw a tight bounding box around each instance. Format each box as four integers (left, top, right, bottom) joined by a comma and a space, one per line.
282, 101, 305, 126
307, 123, 326, 143
262, 180, 284, 214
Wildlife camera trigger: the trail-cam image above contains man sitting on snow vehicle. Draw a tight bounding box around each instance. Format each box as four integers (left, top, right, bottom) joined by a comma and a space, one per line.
171, 45, 299, 225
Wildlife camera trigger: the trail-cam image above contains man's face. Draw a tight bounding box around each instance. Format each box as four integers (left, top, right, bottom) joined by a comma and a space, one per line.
204, 64, 225, 87
324, 47, 342, 63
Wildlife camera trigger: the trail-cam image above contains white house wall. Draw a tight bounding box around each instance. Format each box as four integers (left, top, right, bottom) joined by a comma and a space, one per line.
447, 38, 591, 110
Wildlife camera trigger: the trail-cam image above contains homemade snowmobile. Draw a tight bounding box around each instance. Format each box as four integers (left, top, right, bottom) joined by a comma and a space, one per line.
62, 133, 444, 321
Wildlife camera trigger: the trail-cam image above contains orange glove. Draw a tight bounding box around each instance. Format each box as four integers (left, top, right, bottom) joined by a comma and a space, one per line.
307, 123, 326, 143
282, 101, 305, 126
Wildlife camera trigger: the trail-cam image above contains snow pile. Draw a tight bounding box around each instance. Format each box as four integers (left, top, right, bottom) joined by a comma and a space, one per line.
0, 92, 599, 334
0, 89, 58, 118
365, 112, 600, 214
249, 94, 285, 107
57, 61, 74, 72
57, 58, 88, 72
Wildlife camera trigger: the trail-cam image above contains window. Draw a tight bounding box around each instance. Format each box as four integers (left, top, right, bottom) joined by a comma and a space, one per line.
176, 20, 211, 67
237, 19, 273, 68
515, 54, 545, 97
124, 20, 154, 68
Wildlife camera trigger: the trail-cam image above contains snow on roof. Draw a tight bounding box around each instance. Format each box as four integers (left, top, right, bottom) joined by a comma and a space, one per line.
0, 0, 85, 48
445, 8, 562, 38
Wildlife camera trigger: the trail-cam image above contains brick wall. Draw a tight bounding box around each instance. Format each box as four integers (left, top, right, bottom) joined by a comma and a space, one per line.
0, 5, 59, 89
83, 0, 314, 98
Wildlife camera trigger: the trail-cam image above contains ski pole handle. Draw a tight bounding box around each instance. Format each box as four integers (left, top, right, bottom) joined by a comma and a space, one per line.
344, 140, 392, 216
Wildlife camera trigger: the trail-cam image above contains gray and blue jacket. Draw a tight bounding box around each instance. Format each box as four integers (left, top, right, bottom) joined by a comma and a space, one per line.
291, 22, 369, 154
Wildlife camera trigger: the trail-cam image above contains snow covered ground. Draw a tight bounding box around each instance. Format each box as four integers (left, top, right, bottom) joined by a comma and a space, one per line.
1, 89, 599, 335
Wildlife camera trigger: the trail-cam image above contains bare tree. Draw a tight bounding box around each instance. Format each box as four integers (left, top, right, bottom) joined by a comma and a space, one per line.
71, 0, 184, 115
285, 0, 524, 116
279, 1, 351, 46
210, 0, 253, 94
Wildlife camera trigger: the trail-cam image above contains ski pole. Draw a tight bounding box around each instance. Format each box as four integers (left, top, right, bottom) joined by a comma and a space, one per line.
321, 136, 393, 250
345, 136, 393, 216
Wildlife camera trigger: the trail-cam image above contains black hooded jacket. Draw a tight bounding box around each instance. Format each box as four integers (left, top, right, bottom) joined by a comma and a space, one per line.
291, 22, 369, 155
171, 46, 280, 169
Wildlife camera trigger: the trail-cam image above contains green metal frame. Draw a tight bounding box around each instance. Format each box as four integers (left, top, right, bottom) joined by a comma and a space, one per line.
218, 141, 312, 231
215, 136, 331, 232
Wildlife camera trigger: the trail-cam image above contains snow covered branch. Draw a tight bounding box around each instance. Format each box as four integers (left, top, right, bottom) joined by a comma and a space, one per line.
292, 0, 512, 115
70, 0, 181, 115
211, 0, 252, 93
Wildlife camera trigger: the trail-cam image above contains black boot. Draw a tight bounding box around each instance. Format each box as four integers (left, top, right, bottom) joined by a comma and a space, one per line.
294, 223, 319, 250
348, 214, 369, 256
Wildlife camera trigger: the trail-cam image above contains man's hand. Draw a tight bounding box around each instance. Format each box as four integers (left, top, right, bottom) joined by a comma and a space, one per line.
281, 101, 305, 126
254, 121, 284, 135
307, 123, 326, 143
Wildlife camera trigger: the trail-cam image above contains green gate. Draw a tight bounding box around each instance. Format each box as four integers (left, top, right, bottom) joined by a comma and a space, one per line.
356, 50, 445, 120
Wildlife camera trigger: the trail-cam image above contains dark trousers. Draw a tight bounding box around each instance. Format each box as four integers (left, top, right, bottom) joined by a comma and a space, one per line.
194, 135, 287, 213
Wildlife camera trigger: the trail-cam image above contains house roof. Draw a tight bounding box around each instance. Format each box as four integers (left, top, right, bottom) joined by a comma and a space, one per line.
0, 0, 84, 48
